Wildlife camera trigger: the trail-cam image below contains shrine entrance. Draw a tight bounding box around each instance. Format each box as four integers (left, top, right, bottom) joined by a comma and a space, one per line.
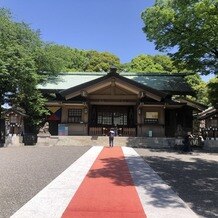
88, 105, 136, 136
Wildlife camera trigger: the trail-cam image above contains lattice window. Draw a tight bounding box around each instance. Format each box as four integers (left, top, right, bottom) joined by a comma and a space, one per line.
97, 111, 127, 126
102, 112, 112, 125
97, 111, 112, 125
68, 109, 82, 123
114, 112, 127, 125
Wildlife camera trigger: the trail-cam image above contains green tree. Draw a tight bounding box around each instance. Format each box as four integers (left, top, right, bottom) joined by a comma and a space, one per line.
185, 74, 208, 104
35, 45, 89, 72
128, 55, 163, 72
153, 55, 178, 72
207, 77, 218, 105
45, 47, 121, 73
84, 50, 121, 72
34, 44, 70, 77
141, 0, 218, 75
126, 54, 180, 73
0, 9, 61, 131
70, 49, 88, 72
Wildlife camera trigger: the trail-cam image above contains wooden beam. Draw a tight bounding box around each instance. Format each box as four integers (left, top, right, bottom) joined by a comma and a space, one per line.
115, 82, 139, 94
65, 81, 111, 100
89, 94, 137, 100
146, 92, 162, 101
86, 81, 111, 93
90, 101, 136, 105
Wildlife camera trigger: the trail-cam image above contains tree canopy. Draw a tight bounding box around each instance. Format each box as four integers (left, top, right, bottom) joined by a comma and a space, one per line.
40, 46, 121, 73
185, 74, 208, 105
0, 9, 64, 131
207, 77, 218, 105
125, 54, 178, 72
83, 50, 121, 72
141, 0, 218, 76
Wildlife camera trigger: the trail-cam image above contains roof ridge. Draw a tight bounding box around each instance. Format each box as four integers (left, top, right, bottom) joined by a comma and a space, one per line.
59, 72, 107, 75
58, 72, 194, 76
121, 72, 194, 76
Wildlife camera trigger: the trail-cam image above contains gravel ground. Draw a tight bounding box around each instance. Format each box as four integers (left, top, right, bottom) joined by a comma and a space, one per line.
0, 146, 91, 218
135, 148, 218, 218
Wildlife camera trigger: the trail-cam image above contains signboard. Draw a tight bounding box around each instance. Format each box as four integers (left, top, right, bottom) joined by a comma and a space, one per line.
146, 112, 158, 119
58, 124, 68, 136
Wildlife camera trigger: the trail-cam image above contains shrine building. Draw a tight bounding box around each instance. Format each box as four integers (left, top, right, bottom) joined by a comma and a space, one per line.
38, 67, 195, 137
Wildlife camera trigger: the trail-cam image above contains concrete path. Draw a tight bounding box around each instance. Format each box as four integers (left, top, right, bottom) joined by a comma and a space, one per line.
11, 146, 198, 218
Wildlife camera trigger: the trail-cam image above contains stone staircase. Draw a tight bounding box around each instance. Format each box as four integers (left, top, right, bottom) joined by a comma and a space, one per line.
37, 135, 175, 149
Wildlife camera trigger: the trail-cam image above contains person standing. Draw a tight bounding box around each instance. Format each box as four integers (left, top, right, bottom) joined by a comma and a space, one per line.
109, 128, 115, 147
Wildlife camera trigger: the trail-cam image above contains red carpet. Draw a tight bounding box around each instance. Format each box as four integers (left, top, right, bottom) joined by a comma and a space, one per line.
62, 147, 146, 218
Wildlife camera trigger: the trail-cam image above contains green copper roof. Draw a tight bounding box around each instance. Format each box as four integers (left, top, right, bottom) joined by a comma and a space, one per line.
126, 75, 193, 94
38, 73, 102, 90
38, 72, 194, 95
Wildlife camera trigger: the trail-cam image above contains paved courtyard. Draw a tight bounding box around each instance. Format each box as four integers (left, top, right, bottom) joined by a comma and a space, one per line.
0, 146, 90, 218
135, 148, 218, 218
0, 146, 217, 218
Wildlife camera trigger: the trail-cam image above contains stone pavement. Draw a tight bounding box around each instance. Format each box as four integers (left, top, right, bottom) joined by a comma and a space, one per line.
11, 146, 198, 218
135, 148, 218, 218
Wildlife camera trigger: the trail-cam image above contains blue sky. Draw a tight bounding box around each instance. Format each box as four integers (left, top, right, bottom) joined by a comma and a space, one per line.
1, 0, 161, 63
0, 0, 213, 81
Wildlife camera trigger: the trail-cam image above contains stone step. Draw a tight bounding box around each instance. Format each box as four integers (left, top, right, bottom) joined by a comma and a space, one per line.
36, 136, 175, 148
